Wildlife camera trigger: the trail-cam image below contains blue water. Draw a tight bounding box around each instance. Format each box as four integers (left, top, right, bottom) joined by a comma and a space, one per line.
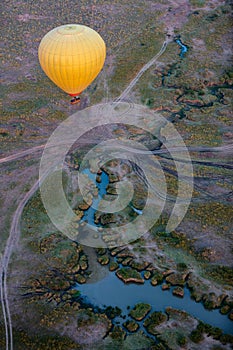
75, 272, 233, 335
130, 205, 143, 215
176, 39, 188, 58
77, 168, 232, 335
81, 169, 109, 226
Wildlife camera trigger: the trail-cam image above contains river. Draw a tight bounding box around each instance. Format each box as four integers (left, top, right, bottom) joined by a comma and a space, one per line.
76, 271, 233, 335
75, 168, 232, 335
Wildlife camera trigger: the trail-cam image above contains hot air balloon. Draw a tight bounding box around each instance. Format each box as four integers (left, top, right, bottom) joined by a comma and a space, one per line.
38, 24, 106, 104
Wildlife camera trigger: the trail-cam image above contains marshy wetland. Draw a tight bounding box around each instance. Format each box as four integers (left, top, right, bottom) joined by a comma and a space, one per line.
1, 0, 233, 349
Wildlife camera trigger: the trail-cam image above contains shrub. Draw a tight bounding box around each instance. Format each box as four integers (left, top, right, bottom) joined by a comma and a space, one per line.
189, 329, 204, 343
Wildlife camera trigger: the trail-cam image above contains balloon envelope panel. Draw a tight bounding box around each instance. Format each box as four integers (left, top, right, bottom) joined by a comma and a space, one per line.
38, 24, 106, 95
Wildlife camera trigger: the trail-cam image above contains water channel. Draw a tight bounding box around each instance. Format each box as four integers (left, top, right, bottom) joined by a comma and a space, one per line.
175, 38, 188, 58
75, 169, 233, 335
76, 272, 233, 335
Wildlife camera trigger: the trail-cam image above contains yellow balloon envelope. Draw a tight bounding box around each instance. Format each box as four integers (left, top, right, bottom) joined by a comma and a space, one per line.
38, 24, 106, 96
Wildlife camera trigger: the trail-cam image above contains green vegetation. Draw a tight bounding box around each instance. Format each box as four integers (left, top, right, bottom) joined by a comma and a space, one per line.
123, 320, 139, 332
71, 290, 81, 298
129, 303, 151, 321
143, 311, 167, 335
116, 267, 144, 284
190, 0, 205, 7
104, 306, 122, 319
189, 322, 233, 345
166, 272, 186, 286
97, 255, 110, 265
205, 265, 233, 287
187, 202, 233, 234
99, 331, 154, 349
220, 305, 231, 315
0, 325, 80, 350
176, 262, 188, 271
109, 27, 164, 97
109, 326, 126, 340
189, 328, 204, 343
177, 334, 187, 346
109, 261, 119, 271
153, 229, 191, 251
151, 270, 164, 286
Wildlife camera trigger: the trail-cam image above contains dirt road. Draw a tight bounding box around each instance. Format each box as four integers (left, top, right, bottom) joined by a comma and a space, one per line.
0, 180, 40, 350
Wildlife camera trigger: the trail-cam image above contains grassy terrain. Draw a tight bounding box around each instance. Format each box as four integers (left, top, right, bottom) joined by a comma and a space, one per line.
1, 0, 233, 349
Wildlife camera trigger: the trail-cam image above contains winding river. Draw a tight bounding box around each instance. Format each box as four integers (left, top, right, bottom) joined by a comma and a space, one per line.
81, 169, 109, 226
76, 169, 233, 335
175, 38, 188, 57
76, 272, 233, 335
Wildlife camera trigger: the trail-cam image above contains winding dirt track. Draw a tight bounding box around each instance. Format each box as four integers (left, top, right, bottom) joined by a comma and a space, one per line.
115, 37, 170, 102
0, 145, 44, 165
1, 142, 232, 166
0, 180, 40, 350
